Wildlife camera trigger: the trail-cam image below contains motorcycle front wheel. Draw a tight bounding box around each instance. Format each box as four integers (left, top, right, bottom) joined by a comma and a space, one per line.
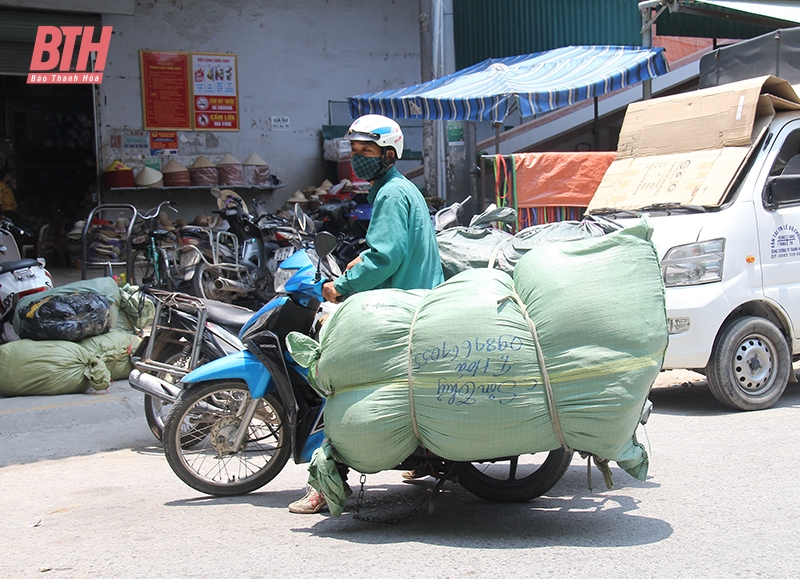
163, 380, 291, 496
454, 448, 573, 502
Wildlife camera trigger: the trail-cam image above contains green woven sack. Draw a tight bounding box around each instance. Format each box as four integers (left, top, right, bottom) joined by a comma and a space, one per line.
289, 219, 667, 481
80, 330, 142, 380
0, 339, 111, 396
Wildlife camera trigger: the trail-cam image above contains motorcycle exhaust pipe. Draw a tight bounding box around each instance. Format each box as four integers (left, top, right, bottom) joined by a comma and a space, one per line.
128, 369, 182, 403
213, 276, 251, 294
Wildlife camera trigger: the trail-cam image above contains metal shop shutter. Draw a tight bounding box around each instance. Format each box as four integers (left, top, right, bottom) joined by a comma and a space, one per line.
0, 8, 101, 76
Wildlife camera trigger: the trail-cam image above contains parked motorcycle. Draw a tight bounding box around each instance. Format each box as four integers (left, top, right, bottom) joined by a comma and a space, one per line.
160, 231, 573, 504
310, 197, 368, 267
191, 188, 282, 305
128, 288, 252, 440
0, 217, 53, 342
434, 196, 471, 232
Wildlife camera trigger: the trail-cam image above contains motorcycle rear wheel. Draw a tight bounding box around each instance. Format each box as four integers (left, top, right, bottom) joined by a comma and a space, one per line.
454, 448, 573, 502
143, 332, 197, 443
163, 380, 291, 496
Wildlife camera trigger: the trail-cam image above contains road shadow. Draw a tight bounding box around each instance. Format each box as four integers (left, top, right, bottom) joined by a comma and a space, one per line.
648, 374, 800, 416
161, 459, 668, 550
288, 473, 672, 548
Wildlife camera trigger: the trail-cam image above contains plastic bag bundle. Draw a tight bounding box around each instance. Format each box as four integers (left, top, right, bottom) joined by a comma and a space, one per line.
13, 277, 148, 335
17, 292, 110, 341
437, 217, 613, 279
288, 220, 667, 480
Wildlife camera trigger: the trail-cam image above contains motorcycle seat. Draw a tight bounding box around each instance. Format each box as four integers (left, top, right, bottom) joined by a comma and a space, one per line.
201, 298, 254, 329
0, 258, 42, 275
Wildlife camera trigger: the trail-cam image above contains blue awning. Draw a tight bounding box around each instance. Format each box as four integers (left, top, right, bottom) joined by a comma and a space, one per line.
348, 45, 669, 123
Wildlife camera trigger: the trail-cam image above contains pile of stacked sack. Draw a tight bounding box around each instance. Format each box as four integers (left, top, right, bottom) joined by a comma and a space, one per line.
287, 219, 668, 515
0, 278, 154, 396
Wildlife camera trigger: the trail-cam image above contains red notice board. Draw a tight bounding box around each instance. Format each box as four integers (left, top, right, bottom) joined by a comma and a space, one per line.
140, 50, 192, 130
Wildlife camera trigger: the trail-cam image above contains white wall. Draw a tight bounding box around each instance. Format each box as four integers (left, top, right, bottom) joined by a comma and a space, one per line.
98, 0, 421, 215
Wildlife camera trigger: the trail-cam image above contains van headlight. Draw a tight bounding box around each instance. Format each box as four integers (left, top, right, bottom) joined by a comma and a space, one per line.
274, 268, 299, 293
662, 239, 725, 287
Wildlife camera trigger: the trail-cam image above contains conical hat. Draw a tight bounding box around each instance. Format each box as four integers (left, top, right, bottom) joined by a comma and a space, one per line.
217, 153, 241, 165
190, 155, 216, 169
135, 166, 164, 187
162, 159, 189, 174
285, 190, 309, 204
319, 179, 333, 191
242, 153, 268, 166
104, 159, 132, 172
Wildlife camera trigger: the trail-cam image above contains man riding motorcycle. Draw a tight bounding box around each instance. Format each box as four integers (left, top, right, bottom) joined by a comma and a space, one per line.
289, 113, 445, 514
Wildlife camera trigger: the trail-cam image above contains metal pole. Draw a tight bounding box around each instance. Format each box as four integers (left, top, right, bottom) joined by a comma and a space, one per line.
641, 6, 654, 100
419, 0, 436, 196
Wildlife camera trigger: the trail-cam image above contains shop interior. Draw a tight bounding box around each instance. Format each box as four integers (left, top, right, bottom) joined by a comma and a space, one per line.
0, 75, 97, 262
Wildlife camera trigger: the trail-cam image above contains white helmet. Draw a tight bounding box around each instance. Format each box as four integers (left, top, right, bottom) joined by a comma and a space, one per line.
345, 114, 404, 159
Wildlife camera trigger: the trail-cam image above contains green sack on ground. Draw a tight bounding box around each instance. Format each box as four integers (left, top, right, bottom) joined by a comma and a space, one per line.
290, 219, 667, 485
117, 284, 155, 332
80, 330, 142, 380
0, 339, 111, 396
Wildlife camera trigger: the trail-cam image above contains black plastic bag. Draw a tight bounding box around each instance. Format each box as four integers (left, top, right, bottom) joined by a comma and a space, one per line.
17, 292, 110, 341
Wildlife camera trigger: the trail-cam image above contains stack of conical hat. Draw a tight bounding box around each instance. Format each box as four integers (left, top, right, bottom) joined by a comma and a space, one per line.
102, 159, 135, 188
189, 155, 218, 186
217, 153, 244, 186
162, 159, 190, 187
135, 166, 164, 188
242, 152, 271, 185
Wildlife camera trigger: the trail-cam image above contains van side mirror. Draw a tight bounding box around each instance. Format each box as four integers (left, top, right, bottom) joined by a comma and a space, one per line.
764, 175, 800, 210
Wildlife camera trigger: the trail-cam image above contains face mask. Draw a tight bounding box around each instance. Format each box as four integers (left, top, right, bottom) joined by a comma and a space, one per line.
351, 154, 383, 181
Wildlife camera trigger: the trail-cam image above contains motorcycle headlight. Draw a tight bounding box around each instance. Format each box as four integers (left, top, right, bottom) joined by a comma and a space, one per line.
274, 267, 299, 293
662, 238, 725, 287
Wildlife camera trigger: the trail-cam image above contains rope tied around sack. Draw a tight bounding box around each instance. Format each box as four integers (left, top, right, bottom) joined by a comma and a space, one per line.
406, 299, 425, 441
500, 292, 571, 453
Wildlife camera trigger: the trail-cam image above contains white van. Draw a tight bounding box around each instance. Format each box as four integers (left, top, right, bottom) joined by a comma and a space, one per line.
587, 76, 800, 410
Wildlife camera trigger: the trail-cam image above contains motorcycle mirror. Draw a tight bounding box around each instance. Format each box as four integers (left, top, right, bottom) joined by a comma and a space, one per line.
313, 231, 337, 283
294, 203, 316, 234
314, 231, 337, 258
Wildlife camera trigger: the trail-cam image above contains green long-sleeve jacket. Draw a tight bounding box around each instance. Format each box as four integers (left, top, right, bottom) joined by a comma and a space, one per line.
333, 166, 444, 296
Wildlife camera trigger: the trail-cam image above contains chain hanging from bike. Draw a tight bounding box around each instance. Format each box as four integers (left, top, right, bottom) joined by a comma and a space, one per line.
352, 468, 452, 524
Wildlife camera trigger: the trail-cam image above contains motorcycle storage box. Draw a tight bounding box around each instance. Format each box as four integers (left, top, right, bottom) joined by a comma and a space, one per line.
289, 219, 667, 481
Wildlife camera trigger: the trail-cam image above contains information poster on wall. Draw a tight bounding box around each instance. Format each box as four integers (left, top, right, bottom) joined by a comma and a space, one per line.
139, 51, 192, 130
191, 53, 239, 131
150, 131, 179, 155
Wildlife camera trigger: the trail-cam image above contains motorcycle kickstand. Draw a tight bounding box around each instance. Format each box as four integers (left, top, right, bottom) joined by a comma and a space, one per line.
429, 465, 454, 515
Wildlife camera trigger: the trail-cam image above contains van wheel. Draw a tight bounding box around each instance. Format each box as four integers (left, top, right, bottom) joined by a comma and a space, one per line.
707, 316, 790, 411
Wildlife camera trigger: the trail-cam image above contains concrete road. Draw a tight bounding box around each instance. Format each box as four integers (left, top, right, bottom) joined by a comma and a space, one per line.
2, 373, 800, 579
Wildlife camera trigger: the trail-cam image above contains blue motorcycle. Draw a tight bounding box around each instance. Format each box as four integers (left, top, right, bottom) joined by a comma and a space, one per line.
162, 231, 572, 502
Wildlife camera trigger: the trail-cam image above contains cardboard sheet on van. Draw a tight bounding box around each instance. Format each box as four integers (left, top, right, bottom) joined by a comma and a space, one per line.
588, 76, 800, 211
